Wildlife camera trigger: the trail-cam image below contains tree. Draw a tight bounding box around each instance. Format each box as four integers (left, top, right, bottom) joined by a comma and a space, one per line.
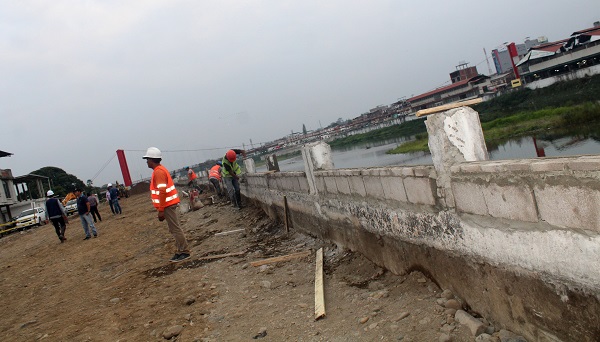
25, 167, 88, 199
302, 124, 307, 135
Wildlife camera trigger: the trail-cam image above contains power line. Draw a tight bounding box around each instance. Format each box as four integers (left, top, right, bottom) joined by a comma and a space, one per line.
90, 153, 117, 182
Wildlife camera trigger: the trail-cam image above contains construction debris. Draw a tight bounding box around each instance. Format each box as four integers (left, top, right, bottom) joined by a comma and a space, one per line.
314, 247, 326, 320
214, 228, 245, 236
250, 250, 311, 267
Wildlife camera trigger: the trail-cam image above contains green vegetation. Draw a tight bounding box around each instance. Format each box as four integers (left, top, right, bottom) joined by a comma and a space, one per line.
24, 166, 89, 199
386, 75, 600, 154
329, 118, 427, 148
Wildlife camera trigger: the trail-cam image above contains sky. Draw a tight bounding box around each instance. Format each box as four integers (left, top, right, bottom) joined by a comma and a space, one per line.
1, 1, 599, 186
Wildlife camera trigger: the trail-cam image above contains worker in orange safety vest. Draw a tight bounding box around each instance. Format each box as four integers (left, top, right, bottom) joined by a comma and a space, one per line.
208, 160, 223, 197
143, 147, 191, 263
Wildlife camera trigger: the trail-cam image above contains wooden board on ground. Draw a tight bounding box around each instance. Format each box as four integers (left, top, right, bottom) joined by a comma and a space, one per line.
250, 250, 311, 267
214, 228, 245, 236
314, 247, 326, 320
197, 251, 245, 261
416, 98, 483, 117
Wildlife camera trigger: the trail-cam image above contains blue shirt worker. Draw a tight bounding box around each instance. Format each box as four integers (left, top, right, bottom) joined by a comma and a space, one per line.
45, 190, 69, 243
74, 188, 98, 240
108, 183, 122, 214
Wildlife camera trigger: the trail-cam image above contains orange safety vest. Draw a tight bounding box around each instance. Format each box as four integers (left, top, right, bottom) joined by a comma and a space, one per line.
150, 165, 180, 210
188, 169, 198, 181
208, 165, 221, 181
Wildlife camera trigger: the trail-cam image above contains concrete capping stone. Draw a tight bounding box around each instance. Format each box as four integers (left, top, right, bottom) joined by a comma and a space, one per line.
335, 176, 351, 195
315, 176, 326, 193
266, 175, 277, 189
482, 184, 538, 222
568, 158, 600, 171
452, 182, 488, 216
413, 166, 433, 177
404, 177, 436, 206
388, 168, 406, 177
348, 176, 367, 197
362, 168, 385, 177
363, 176, 385, 199
534, 184, 600, 232
504, 161, 531, 172
460, 164, 482, 173
381, 176, 407, 203
450, 165, 461, 174
401, 168, 415, 177
530, 160, 566, 172
335, 169, 358, 177
480, 162, 507, 173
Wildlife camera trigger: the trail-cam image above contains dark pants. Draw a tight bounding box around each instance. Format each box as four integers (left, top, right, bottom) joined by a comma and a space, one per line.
90, 205, 102, 222
112, 199, 122, 214
224, 177, 241, 207
209, 178, 223, 197
50, 217, 67, 241
108, 200, 115, 214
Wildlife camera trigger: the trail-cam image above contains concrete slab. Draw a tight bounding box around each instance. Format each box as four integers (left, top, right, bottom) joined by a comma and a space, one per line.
482, 184, 537, 222
404, 177, 436, 206
381, 176, 407, 203
452, 182, 488, 216
363, 176, 385, 199
535, 185, 600, 232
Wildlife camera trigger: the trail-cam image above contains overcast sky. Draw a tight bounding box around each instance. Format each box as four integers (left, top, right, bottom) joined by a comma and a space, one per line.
1, 1, 598, 186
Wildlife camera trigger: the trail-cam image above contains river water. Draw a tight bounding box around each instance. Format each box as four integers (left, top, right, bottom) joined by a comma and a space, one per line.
261, 134, 600, 172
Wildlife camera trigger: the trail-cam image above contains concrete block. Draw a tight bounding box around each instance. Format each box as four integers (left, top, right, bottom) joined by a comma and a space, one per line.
452, 182, 488, 216
480, 162, 507, 173
315, 176, 326, 193
381, 176, 407, 203
404, 177, 436, 206
568, 158, 600, 171
388, 168, 406, 177
401, 168, 414, 177
504, 161, 531, 172
266, 176, 277, 189
535, 185, 600, 232
530, 160, 566, 172
348, 176, 367, 197
363, 176, 385, 199
298, 177, 310, 193
450, 165, 461, 173
362, 168, 384, 177
323, 176, 338, 194
482, 184, 538, 222
335, 176, 351, 195
413, 166, 433, 177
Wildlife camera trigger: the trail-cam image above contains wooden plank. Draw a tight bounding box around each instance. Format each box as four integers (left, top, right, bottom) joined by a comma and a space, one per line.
214, 228, 245, 236
314, 247, 326, 320
283, 195, 289, 234
415, 98, 483, 117
250, 250, 311, 267
197, 251, 245, 261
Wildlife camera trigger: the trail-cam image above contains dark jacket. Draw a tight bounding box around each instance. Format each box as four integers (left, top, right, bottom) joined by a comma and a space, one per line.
76, 195, 89, 215
45, 198, 65, 219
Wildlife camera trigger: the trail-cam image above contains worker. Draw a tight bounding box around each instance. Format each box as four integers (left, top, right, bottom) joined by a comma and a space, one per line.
221, 149, 245, 209
208, 160, 223, 197
143, 147, 191, 263
187, 166, 199, 190
45, 190, 68, 243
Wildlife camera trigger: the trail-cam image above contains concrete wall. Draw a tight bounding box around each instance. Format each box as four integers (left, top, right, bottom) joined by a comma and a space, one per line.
241, 113, 600, 341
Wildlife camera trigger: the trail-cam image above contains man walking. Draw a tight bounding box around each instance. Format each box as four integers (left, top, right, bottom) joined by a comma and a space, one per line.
208, 160, 223, 197
87, 192, 102, 223
45, 190, 68, 243
108, 183, 122, 214
74, 188, 98, 240
222, 149, 245, 209
143, 147, 191, 263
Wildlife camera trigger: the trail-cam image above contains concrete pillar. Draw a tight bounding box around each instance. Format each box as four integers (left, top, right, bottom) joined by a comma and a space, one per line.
425, 106, 488, 208
301, 141, 334, 195
266, 154, 280, 172
243, 158, 256, 174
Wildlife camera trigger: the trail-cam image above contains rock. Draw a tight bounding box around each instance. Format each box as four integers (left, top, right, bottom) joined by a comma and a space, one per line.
417, 278, 427, 283
455, 310, 485, 337
359, 316, 370, 324
436, 298, 447, 306
184, 296, 196, 305
389, 324, 399, 332
298, 303, 308, 309
371, 290, 389, 299
368, 281, 385, 290
446, 316, 455, 324
369, 322, 378, 329
444, 299, 461, 310
439, 333, 452, 342
499, 329, 528, 342
441, 289, 454, 300
395, 312, 410, 321
184, 314, 192, 321
444, 308, 457, 316
475, 333, 495, 342
260, 281, 272, 289
110, 298, 120, 304
485, 325, 495, 335
253, 327, 267, 339
241, 263, 249, 269
440, 324, 455, 333
20, 320, 37, 328
162, 325, 184, 339
419, 317, 430, 325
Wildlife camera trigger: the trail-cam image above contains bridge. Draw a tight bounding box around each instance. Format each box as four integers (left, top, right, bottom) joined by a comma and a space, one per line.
239, 106, 599, 341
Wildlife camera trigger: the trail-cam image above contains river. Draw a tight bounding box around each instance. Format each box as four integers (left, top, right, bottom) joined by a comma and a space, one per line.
259, 134, 600, 172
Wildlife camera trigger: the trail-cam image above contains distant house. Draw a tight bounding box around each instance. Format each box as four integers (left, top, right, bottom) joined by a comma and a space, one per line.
0, 150, 18, 224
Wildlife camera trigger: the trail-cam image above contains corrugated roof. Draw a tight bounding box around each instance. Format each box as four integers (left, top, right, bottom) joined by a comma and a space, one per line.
0, 150, 13, 158
571, 26, 600, 35
408, 77, 474, 102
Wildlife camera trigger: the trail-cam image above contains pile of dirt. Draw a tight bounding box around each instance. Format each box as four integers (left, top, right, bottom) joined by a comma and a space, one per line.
0, 192, 495, 341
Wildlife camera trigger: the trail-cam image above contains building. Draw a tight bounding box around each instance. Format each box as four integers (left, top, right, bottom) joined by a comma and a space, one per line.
0, 150, 18, 224
407, 64, 490, 112
492, 37, 548, 75
517, 22, 600, 88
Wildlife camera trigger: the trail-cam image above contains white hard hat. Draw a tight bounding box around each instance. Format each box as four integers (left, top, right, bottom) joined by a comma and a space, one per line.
107, 183, 112, 187
143, 147, 162, 159
46, 190, 54, 197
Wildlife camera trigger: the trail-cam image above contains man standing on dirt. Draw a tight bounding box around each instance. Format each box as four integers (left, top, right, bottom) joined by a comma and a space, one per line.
143, 147, 191, 263
108, 184, 122, 214
87, 192, 102, 223
45, 190, 68, 243
222, 149, 246, 209
74, 188, 98, 240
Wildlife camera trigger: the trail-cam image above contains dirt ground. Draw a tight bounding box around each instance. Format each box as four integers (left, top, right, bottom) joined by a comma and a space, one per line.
0, 192, 486, 341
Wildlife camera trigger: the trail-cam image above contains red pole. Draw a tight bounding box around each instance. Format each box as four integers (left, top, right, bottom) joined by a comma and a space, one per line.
507, 42, 520, 79
116, 149, 133, 187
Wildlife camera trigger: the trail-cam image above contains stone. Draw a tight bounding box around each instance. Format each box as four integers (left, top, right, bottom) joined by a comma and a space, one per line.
455, 310, 485, 337
369, 322, 378, 329
395, 312, 410, 321
389, 324, 399, 332
417, 278, 427, 283
253, 327, 267, 339
439, 333, 452, 342
441, 289, 454, 300
184, 296, 196, 305
475, 333, 495, 342
368, 281, 385, 291
436, 298, 447, 306
444, 299, 461, 310
110, 298, 120, 304
444, 308, 457, 316
359, 316, 370, 324
260, 281, 272, 289
162, 325, 184, 339
499, 329, 528, 342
